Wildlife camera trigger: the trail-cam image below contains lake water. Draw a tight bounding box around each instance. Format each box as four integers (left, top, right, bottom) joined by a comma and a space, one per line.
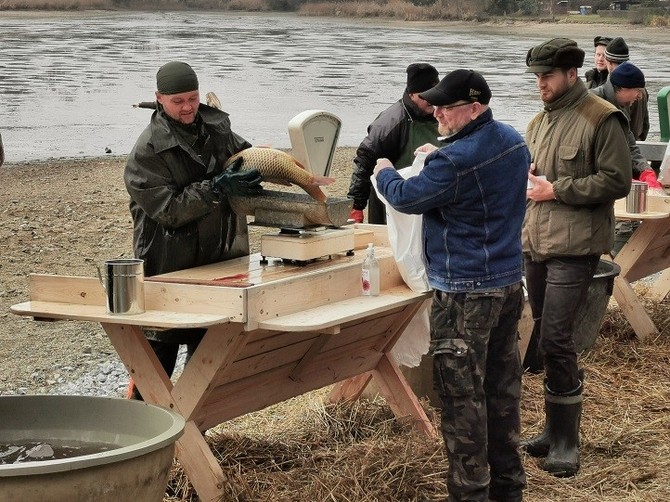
1, 11, 669, 163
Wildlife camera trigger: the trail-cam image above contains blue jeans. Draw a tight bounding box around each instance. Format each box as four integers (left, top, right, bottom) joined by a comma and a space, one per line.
524, 255, 599, 393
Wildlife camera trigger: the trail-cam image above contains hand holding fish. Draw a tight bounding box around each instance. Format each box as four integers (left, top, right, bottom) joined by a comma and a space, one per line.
223, 147, 335, 202
212, 158, 264, 198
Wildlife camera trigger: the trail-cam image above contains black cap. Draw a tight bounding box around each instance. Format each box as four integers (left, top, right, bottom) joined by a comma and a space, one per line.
525, 38, 585, 73
406, 63, 439, 94
605, 37, 629, 63
419, 69, 491, 106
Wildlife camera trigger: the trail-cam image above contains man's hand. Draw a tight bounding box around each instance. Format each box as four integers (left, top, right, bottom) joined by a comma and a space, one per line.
348, 209, 364, 223
212, 158, 263, 197
373, 158, 394, 177
414, 143, 438, 155
639, 169, 663, 189
527, 172, 556, 202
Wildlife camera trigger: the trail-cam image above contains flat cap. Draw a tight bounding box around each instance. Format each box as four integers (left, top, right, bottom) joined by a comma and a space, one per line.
593, 36, 612, 47
525, 38, 585, 74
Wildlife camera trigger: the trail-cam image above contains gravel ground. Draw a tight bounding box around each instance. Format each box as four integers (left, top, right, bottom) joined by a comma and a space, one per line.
0, 149, 357, 398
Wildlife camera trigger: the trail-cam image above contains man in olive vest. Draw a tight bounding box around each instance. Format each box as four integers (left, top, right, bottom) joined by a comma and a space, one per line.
347, 63, 440, 224
522, 38, 632, 477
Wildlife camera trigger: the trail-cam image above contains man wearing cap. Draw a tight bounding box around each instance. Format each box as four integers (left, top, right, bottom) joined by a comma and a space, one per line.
604, 37, 650, 141
124, 61, 263, 400
522, 38, 631, 477
375, 69, 529, 502
584, 36, 611, 89
347, 62, 440, 224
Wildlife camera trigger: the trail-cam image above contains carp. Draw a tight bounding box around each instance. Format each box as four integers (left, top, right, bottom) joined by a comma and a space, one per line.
224, 147, 335, 203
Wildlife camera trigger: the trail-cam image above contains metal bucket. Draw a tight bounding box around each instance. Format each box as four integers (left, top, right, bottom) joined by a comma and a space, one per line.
98, 259, 145, 315
626, 181, 648, 213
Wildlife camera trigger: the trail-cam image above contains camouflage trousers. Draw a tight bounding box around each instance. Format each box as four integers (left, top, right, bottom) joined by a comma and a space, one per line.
430, 283, 526, 502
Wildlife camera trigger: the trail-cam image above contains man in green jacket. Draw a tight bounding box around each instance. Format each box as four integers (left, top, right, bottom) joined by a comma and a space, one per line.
124, 61, 263, 399
521, 38, 631, 477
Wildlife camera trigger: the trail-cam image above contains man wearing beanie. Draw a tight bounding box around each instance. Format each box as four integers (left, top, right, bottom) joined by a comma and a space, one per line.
584, 35, 612, 89
591, 62, 660, 188
604, 37, 650, 140
124, 61, 262, 400
375, 69, 530, 502
347, 62, 440, 223
522, 38, 631, 478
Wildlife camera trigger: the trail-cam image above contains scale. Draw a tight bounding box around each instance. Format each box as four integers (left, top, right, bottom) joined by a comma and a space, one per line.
228, 110, 355, 265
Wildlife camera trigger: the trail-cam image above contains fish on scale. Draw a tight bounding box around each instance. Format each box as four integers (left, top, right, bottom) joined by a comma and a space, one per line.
223, 148, 334, 203
206, 92, 335, 203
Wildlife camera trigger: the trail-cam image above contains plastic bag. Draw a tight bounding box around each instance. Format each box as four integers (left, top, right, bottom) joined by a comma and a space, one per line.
371, 152, 432, 367
390, 298, 431, 367
371, 152, 431, 293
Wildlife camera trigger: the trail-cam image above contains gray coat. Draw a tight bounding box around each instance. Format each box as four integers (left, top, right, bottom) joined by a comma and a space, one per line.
590, 81, 649, 177
125, 104, 252, 277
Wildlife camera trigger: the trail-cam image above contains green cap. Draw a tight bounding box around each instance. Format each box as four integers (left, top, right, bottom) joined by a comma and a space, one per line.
525, 38, 585, 74
156, 61, 199, 94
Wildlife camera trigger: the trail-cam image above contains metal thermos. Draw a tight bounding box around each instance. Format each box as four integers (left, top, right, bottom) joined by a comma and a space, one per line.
626, 181, 648, 214
97, 259, 145, 315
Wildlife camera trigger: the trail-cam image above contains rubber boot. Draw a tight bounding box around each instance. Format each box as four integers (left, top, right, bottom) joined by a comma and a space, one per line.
522, 320, 543, 374
543, 381, 583, 477
520, 377, 551, 458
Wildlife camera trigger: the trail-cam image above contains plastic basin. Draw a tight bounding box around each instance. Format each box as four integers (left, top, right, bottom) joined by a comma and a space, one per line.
0, 395, 185, 502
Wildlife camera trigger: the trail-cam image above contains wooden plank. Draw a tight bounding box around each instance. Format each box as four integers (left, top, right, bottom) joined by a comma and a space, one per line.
289, 333, 332, 382
612, 276, 659, 340
328, 373, 374, 402
11, 301, 229, 328
371, 353, 437, 437
102, 323, 176, 406
172, 324, 250, 421
212, 315, 397, 388
328, 302, 424, 401
197, 345, 386, 430
174, 421, 226, 502
256, 286, 429, 332
103, 323, 227, 502
648, 267, 670, 301
24, 274, 246, 320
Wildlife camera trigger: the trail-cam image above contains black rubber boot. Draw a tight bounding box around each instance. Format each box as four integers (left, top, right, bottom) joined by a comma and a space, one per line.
543, 381, 583, 477
522, 320, 543, 373
520, 380, 551, 457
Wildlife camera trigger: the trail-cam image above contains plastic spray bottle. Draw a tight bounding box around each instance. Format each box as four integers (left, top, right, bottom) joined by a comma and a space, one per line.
361, 243, 380, 296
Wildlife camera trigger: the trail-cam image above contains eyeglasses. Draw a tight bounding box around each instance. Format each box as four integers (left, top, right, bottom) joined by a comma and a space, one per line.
432, 101, 474, 112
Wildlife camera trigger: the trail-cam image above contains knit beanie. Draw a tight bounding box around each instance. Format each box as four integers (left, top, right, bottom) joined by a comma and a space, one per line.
605, 37, 629, 63
156, 61, 199, 94
610, 61, 645, 89
406, 63, 439, 94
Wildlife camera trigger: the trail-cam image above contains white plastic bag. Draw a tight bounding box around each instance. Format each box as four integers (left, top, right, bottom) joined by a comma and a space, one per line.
371, 152, 431, 293
371, 152, 432, 367
390, 298, 431, 368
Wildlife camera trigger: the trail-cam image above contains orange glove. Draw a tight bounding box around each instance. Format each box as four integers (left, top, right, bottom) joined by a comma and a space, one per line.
349, 209, 364, 223
639, 169, 662, 189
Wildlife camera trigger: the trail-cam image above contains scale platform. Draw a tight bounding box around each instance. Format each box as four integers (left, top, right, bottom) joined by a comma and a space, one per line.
261, 227, 355, 264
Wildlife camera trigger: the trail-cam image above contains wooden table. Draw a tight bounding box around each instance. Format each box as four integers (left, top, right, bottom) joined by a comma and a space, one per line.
10, 224, 435, 502
610, 196, 670, 339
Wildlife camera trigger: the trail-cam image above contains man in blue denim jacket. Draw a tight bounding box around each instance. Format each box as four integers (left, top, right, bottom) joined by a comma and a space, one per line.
374, 69, 530, 502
